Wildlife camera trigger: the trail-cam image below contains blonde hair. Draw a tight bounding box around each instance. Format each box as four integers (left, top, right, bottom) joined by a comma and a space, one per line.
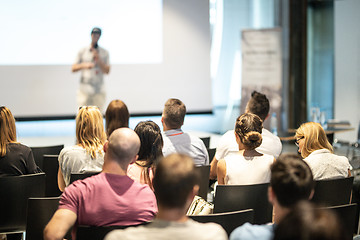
295, 122, 333, 158
0, 106, 17, 157
76, 106, 106, 158
235, 113, 263, 150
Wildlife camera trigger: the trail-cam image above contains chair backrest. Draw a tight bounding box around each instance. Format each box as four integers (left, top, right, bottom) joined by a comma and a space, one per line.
195, 165, 210, 200
200, 137, 210, 149
213, 183, 272, 224
320, 203, 357, 240
0, 173, 46, 234
207, 148, 216, 163
70, 171, 101, 184
42, 155, 62, 197
30, 145, 64, 170
311, 176, 354, 206
25, 197, 60, 240
76, 223, 148, 240
189, 209, 254, 236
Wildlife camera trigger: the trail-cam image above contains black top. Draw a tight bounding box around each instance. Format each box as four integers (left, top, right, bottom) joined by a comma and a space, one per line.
0, 143, 41, 177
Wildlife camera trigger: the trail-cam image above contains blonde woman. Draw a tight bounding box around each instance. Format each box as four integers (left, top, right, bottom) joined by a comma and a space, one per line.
0, 106, 40, 176
58, 106, 106, 191
217, 113, 275, 185
295, 122, 351, 180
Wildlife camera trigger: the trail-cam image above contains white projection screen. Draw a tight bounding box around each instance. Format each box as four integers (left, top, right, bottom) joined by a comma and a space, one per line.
0, 0, 212, 118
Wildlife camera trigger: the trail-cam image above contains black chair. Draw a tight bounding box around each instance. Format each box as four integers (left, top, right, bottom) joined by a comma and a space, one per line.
42, 155, 62, 197
311, 176, 354, 206
25, 197, 60, 240
70, 171, 101, 184
0, 173, 46, 235
213, 183, 272, 224
321, 203, 357, 240
200, 137, 210, 149
207, 148, 216, 163
189, 209, 254, 236
30, 144, 64, 170
195, 165, 210, 200
76, 223, 148, 240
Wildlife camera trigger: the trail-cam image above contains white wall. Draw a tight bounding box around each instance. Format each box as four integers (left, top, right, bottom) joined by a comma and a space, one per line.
334, 0, 360, 142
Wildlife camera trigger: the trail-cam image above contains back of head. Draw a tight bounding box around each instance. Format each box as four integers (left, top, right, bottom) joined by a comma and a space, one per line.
76, 106, 107, 158
235, 113, 263, 150
134, 120, 163, 164
0, 106, 17, 157
295, 122, 333, 158
246, 91, 270, 121
274, 201, 345, 240
271, 153, 314, 208
105, 99, 130, 137
107, 128, 140, 168
162, 98, 186, 129
153, 153, 200, 208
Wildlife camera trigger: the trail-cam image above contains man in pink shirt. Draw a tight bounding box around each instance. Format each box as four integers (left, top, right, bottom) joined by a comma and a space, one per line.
44, 128, 157, 240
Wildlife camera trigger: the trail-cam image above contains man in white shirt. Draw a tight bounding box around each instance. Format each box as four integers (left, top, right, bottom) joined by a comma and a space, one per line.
210, 91, 282, 179
161, 98, 209, 166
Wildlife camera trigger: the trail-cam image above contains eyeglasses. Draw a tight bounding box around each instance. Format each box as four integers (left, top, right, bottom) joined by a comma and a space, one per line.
295, 137, 304, 147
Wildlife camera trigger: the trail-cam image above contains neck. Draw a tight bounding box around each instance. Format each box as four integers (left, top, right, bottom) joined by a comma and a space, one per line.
273, 203, 290, 224
156, 206, 188, 222
102, 158, 128, 176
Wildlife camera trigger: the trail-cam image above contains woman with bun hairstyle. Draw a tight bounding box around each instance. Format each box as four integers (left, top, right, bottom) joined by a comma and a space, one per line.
58, 106, 106, 191
127, 120, 163, 189
217, 113, 275, 185
295, 122, 351, 180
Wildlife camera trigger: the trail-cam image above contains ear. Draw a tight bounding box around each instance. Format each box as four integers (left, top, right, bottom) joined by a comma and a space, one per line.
130, 154, 138, 164
188, 185, 199, 202
268, 186, 276, 205
309, 189, 314, 200
264, 113, 270, 121
103, 141, 109, 153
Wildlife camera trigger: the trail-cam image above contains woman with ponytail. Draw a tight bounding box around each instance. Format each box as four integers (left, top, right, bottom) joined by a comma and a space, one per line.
58, 106, 106, 191
128, 120, 163, 189
217, 113, 275, 185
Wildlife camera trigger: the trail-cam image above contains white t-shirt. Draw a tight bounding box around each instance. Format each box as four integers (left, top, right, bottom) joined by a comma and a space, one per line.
215, 128, 282, 160
224, 152, 274, 185
304, 149, 351, 180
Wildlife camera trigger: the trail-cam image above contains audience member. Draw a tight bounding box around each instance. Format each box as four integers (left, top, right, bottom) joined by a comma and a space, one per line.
128, 120, 163, 189
0, 107, 41, 240
217, 113, 275, 185
0, 106, 41, 176
105, 99, 129, 137
105, 153, 227, 240
44, 128, 157, 240
210, 91, 282, 179
57, 106, 106, 191
230, 153, 314, 240
273, 201, 345, 240
295, 122, 351, 180
161, 98, 209, 166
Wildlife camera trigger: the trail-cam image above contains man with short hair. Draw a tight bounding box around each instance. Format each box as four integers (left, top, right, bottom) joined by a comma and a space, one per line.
105, 153, 227, 240
72, 27, 110, 112
210, 91, 282, 179
44, 128, 157, 240
229, 153, 314, 240
161, 98, 209, 166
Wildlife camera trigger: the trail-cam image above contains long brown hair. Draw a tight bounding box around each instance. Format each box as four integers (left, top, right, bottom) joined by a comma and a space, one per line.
76, 106, 107, 158
0, 106, 17, 157
105, 99, 129, 137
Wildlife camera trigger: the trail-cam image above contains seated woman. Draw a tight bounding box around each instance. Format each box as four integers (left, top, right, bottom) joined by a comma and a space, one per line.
58, 106, 106, 191
295, 122, 351, 180
217, 113, 275, 185
0, 106, 41, 176
127, 121, 163, 189
105, 99, 129, 138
